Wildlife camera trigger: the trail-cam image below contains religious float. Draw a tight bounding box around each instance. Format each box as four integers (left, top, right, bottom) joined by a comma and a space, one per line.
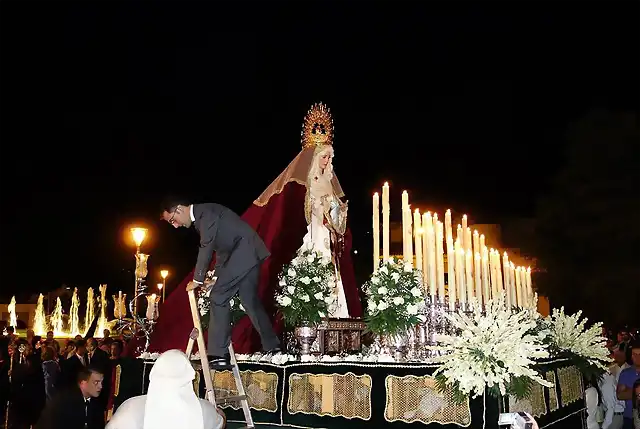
104, 104, 609, 428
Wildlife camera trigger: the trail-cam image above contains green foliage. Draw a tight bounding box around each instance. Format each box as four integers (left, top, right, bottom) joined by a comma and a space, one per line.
437, 372, 535, 405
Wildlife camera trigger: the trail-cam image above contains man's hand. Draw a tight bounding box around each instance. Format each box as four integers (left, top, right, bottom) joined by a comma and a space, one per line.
186, 281, 200, 292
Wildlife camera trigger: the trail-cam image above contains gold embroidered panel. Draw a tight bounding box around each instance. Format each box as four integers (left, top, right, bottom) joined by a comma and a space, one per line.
287, 372, 372, 420
211, 369, 279, 412
545, 370, 559, 412
384, 374, 471, 426
510, 378, 547, 417
557, 366, 582, 407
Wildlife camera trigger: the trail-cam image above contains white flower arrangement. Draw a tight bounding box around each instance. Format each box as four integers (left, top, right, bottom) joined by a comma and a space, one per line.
363, 257, 425, 335
196, 288, 246, 328
432, 294, 553, 402
546, 307, 610, 371
276, 248, 336, 327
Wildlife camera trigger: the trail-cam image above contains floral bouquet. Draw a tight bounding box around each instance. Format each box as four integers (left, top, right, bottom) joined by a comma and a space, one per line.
196, 289, 246, 329
432, 294, 553, 403
276, 248, 336, 328
363, 257, 425, 336
544, 307, 610, 378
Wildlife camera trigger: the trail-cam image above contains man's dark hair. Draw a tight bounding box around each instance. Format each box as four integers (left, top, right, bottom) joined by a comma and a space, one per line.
87, 338, 98, 348
77, 365, 103, 383
75, 339, 87, 348
161, 196, 192, 213
630, 340, 640, 350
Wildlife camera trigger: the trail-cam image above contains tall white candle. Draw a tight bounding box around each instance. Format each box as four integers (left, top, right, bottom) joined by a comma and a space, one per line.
515, 266, 523, 308
465, 249, 474, 302
382, 183, 390, 261
474, 252, 482, 307
455, 241, 466, 305
479, 234, 486, 253
465, 227, 473, 253
436, 221, 446, 302
373, 192, 380, 272
402, 191, 409, 262
447, 239, 456, 310
406, 204, 413, 268
526, 267, 533, 307
509, 262, 517, 308
413, 209, 423, 278
460, 215, 468, 250
472, 230, 480, 258
481, 248, 490, 302
421, 212, 429, 289
489, 250, 498, 300
456, 224, 463, 247
424, 212, 435, 298
444, 209, 453, 242
495, 252, 504, 296
520, 267, 528, 308
503, 252, 511, 308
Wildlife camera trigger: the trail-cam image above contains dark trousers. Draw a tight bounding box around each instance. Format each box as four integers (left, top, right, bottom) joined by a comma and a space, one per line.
622, 417, 633, 429
207, 264, 280, 356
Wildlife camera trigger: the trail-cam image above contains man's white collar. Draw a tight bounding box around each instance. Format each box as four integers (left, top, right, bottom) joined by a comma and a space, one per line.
190, 205, 195, 222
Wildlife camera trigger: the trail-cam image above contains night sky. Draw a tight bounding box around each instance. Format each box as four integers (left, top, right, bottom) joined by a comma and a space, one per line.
1, 1, 638, 300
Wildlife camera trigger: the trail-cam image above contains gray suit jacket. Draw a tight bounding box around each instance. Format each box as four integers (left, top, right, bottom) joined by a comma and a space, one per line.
192, 203, 270, 284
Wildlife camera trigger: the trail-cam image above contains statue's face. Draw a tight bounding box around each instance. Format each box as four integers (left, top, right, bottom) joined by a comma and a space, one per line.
318, 149, 333, 170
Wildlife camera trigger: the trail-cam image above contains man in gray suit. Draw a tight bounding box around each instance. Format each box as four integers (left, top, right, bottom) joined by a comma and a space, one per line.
161, 198, 281, 366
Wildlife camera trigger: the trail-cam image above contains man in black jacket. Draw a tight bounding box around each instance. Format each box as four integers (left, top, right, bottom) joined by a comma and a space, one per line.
161, 198, 281, 365
36, 366, 105, 429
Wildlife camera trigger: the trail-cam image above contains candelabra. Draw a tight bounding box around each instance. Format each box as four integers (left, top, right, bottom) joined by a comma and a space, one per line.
116, 227, 159, 353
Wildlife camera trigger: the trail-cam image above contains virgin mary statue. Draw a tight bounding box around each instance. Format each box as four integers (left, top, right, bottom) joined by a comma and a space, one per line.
148, 103, 362, 355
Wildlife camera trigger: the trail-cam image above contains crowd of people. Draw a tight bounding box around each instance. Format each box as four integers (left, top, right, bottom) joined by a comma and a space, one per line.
0, 326, 125, 429
585, 328, 640, 429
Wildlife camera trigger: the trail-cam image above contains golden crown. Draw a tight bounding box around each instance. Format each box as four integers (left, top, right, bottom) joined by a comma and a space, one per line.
301, 102, 334, 148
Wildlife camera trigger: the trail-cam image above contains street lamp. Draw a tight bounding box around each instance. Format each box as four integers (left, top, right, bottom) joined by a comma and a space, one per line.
157, 283, 164, 303
130, 227, 149, 315
160, 269, 169, 303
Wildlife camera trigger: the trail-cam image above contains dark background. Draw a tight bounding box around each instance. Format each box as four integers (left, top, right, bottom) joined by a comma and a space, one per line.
1, 1, 638, 325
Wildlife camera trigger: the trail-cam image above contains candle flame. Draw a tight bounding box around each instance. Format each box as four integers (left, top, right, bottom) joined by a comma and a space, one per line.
374, 192, 378, 196
414, 208, 420, 213
473, 230, 479, 236
383, 182, 389, 187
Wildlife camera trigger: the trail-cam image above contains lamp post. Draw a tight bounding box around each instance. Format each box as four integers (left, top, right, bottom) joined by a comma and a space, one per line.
130, 227, 148, 316
160, 269, 169, 303
157, 283, 164, 303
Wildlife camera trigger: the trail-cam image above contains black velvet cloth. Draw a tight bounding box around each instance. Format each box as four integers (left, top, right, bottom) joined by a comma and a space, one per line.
110, 359, 584, 429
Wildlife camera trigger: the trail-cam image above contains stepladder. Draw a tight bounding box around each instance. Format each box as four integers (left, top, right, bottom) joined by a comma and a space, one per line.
185, 278, 255, 428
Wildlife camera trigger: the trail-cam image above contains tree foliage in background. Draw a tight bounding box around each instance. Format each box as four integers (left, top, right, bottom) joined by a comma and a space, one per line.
535, 110, 640, 327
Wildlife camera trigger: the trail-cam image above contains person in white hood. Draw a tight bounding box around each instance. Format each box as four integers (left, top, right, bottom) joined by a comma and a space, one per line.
106, 350, 225, 429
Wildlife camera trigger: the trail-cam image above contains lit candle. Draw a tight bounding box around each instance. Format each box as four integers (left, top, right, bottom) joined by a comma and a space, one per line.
495, 252, 504, 296
503, 252, 511, 307
424, 212, 435, 297
461, 214, 468, 235
473, 230, 480, 258
447, 238, 456, 310
465, 249, 474, 302
436, 221, 446, 302
489, 250, 498, 300
479, 233, 486, 253
482, 248, 491, 302
421, 212, 429, 289
406, 204, 413, 268
382, 183, 390, 261
515, 266, 523, 308
456, 224, 463, 247
455, 241, 466, 306
413, 209, 423, 278
402, 191, 408, 261
373, 192, 380, 272
509, 262, 517, 308
520, 267, 529, 308
444, 209, 453, 242
474, 252, 482, 307
526, 267, 533, 307
465, 227, 473, 253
